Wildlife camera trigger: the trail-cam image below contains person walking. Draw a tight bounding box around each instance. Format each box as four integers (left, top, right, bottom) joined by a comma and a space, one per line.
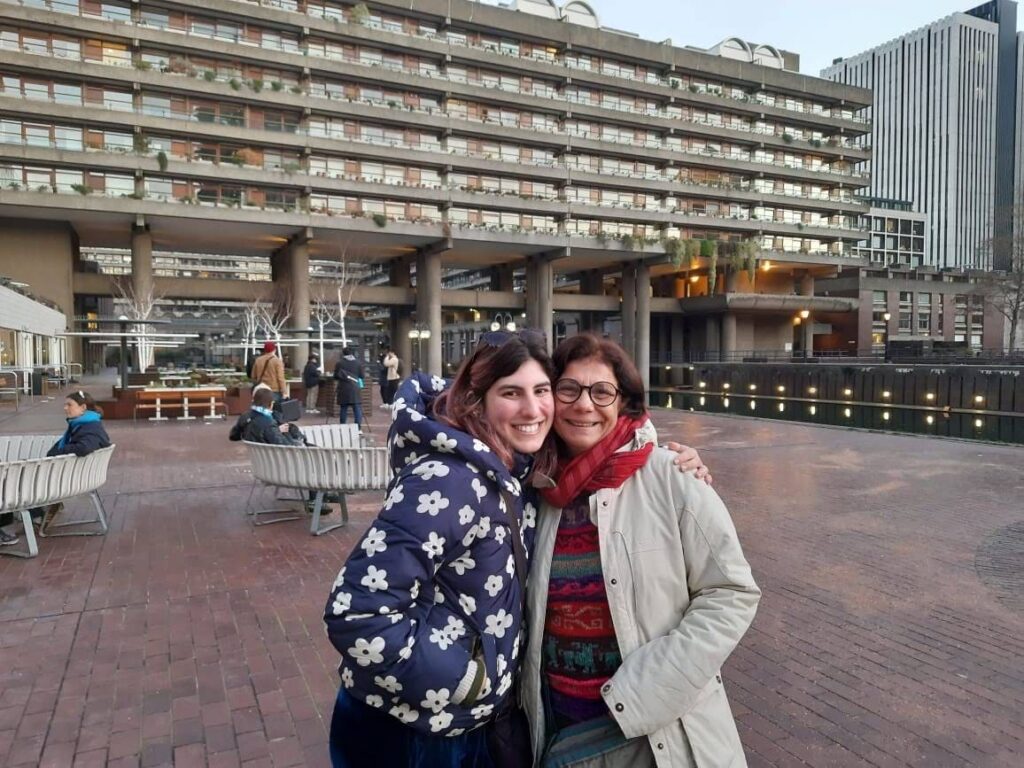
333, 347, 365, 426
302, 354, 322, 414
381, 348, 400, 407
251, 341, 286, 403
521, 333, 760, 768
0, 390, 112, 546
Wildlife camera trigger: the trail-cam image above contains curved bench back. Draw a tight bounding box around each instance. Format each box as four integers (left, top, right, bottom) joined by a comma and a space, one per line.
0, 445, 116, 513
0, 435, 60, 462
245, 442, 389, 492
301, 424, 363, 449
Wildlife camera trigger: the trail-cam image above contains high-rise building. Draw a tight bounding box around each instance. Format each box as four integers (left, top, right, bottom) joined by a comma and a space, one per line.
823, 0, 1019, 271
0, 0, 872, 372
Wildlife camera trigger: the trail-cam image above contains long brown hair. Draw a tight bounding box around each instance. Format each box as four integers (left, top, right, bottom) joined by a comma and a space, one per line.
551, 333, 646, 418
434, 333, 557, 477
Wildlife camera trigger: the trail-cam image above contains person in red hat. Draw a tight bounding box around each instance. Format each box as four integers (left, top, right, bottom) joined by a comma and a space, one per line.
251, 341, 287, 403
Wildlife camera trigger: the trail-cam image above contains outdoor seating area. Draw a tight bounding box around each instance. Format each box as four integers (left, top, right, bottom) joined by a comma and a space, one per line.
132, 387, 228, 422
0, 436, 114, 558
244, 423, 389, 535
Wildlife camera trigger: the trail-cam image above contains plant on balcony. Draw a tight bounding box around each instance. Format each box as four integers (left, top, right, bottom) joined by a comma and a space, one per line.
156, 151, 168, 171
827, 136, 838, 147
741, 239, 759, 285
229, 78, 241, 90
6, 182, 20, 190
809, 138, 822, 148
133, 134, 150, 154
290, 85, 303, 94
620, 233, 635, 251
167, 56, 189, 75
707, 250, 718, 294
781, 133, 794, 143
136, 60, 152, 71
683, 238, 701, 265
371, 213, 388, 227
250, 79, 264, 92
234, 147, 260, 166
203, 70, 216, 82
350, 2, 371, 25
71, 183, 92, 195
271, 81, 283, 91
36, 184, 50, 193
282, 161, 301, 173
688, 84, 698, 93
662, 236, 684, 265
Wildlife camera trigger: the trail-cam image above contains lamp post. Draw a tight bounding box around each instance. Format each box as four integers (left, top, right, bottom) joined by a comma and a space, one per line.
408, 324, 431, 371
490, 312, 517, 333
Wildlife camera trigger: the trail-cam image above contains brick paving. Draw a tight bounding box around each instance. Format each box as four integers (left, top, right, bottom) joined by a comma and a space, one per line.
1, 380, 1023, 767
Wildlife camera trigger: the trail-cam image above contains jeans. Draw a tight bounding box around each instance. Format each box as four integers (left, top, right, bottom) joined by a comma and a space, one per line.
338, 402, 363, 425
329, 688, 494, 768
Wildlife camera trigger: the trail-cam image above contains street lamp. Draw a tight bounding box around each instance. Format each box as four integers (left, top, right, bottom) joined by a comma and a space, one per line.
408, 324, 431, 371
490, 312, 517, 332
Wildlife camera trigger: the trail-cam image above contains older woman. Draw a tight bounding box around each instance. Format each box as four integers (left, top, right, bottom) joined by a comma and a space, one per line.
522, 334, 760, 768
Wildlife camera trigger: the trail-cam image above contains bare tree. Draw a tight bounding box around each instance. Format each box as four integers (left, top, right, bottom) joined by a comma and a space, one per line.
260, 283, 292, 352
240, 300, 263, 367
113, 277, 161, 371
981, 204, 1024, 353
310, 288, 338, 373
333, 245, 359, 347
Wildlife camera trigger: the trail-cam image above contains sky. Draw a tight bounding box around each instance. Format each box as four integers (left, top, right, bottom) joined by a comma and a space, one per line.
577, 0, 1023, 76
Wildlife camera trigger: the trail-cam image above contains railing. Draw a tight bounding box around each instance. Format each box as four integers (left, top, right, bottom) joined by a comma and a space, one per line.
650, 349, 1024, 366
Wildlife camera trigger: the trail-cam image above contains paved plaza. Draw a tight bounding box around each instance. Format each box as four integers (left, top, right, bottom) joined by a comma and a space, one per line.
1, 382, 1022, 767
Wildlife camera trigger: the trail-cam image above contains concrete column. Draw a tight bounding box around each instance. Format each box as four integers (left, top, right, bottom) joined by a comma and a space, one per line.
130, 223, 153, 304
721, 312, 737, 360
526, 257, 554, 351
705, 316, 720, 360
798, 271, 815, 297
288, 238, 310, 373
579, 271, 602, 333
416, 249, 442, 374
796, 271, 814, 358
670, 315, 686, 386
491, 263, 515, 292
620, 264, 636, 359
390, 259, 413, 373
635, 262, 651, 393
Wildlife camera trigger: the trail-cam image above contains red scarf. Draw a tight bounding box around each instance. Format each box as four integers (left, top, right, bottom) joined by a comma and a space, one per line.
541, 414, 653, 509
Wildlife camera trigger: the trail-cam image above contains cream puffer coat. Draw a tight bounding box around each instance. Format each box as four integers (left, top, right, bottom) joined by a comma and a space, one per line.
521, 423, 761, 768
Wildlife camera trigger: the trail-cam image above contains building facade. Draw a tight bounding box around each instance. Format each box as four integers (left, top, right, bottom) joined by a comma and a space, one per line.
823, 1, 1019, 272
0, 280, 67, 369
0, 0, 871, 376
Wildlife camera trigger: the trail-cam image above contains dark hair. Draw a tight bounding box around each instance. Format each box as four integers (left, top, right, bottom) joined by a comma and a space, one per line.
67, 390, 103, 417
551, 333, 645, 418
434, 334, 557, 477
253, 388, 276, 408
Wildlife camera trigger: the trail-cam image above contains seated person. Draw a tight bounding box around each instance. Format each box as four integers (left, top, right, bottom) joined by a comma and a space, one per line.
230, 388, 304, 446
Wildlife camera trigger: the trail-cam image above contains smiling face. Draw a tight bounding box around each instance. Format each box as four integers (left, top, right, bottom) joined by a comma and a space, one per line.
64, 398, 88, 419
554, 357, 622, 456
482, 358, 554, 456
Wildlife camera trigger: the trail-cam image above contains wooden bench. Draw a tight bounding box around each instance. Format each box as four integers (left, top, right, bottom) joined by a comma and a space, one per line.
134, 388, 227, 421
244, 424, 389, 536
0, 437, 115, 558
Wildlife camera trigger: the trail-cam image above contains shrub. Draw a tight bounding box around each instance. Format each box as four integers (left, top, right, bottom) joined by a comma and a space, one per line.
271, 81, 283, 91
71, 183, 92, 195
229, 78, 241, 90
203, 70, 216, 82
250, 79, 263, 92
371, 213, 388, 227
350, 2, 370, 24
156, 150, 168, 171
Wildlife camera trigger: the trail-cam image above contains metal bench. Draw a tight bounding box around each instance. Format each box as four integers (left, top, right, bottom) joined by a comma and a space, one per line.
243, 424, 389, 536
0, 436, 115, 558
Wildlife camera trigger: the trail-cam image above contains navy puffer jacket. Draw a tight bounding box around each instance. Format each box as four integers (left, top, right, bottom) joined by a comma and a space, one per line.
324, 373, 538, 736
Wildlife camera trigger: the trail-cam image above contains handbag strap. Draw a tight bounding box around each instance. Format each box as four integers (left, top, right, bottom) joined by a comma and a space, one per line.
499, 489, 528, 592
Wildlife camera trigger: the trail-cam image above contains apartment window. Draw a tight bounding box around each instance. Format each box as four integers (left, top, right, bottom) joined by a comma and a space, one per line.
54, 125, 83, 150
917, 293, 931, 334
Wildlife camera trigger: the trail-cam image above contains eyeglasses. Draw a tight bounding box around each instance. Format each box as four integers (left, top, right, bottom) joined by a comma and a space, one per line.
554, 379, 620, 407
477, 328, 547, 349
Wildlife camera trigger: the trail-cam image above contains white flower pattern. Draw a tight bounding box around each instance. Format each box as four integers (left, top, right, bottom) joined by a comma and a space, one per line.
324, 373, 537, 738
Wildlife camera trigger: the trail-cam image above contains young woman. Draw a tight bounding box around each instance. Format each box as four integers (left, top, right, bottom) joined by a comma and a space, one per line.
0, 390, 112, 545
522, 334, 760, 768
324, 330, 554, 767
323, 331, 710, 767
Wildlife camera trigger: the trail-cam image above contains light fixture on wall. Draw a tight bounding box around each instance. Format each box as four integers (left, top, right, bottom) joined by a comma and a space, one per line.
490, 312, 516, 332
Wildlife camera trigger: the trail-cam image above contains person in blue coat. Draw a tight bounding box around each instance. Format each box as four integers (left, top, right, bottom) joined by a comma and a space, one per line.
0, 390, 112, 546
324, 330, 557, 767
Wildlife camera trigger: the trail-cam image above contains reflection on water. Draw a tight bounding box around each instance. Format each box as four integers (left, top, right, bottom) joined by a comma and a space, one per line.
650, 390, 1024, 445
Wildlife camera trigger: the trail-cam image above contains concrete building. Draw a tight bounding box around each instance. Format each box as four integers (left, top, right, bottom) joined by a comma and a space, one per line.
817, 266, 1004, 354
0, 0, 872, 379
853, 199, 930, 268
824, 1, 1019, 271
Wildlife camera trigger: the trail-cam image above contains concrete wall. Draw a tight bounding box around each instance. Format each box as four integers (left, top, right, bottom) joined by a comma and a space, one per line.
0, 221, 76, 321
